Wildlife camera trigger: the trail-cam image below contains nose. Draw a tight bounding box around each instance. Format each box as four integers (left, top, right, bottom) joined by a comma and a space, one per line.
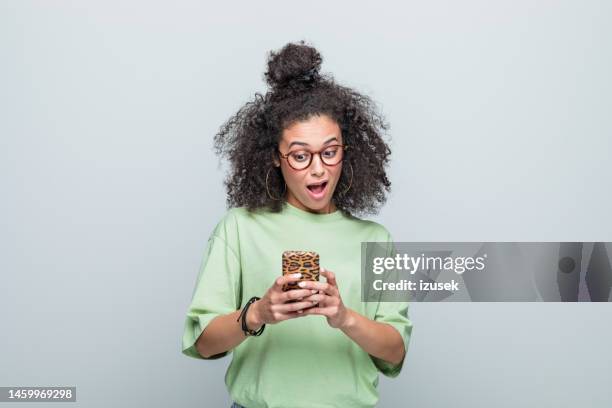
310, 153, 325, 176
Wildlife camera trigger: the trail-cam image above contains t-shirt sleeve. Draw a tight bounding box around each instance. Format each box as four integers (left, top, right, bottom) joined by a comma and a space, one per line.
181, 210, 242, 360
370, 227, 413, 378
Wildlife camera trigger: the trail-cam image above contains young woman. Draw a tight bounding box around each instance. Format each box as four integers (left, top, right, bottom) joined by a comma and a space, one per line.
181, 41, 412, 408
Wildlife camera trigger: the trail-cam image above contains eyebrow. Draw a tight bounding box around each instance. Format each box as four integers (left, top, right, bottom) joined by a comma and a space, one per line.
288, 137, 338, 149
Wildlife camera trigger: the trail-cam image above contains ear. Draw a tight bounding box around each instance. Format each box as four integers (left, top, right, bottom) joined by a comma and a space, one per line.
272, 151, 281, 167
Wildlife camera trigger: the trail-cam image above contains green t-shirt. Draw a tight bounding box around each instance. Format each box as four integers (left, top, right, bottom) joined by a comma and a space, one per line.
181, 201, 412, 408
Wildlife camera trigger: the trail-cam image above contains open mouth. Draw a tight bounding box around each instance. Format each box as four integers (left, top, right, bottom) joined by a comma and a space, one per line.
306, 181, 328, 199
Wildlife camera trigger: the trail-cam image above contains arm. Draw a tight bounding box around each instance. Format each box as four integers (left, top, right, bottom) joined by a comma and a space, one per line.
300, 268, 406, 366
195, 308, 262, 358
340, 308, 405, 365
196, 273, 316, 358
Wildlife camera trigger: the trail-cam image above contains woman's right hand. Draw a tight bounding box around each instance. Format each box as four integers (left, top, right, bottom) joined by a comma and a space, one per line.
246, 273, 317, 330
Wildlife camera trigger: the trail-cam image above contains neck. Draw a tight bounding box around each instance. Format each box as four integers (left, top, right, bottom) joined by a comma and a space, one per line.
285, 192, 336, 215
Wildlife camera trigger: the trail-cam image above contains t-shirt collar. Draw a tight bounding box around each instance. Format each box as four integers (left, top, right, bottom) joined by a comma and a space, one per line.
282, 200, 345, 222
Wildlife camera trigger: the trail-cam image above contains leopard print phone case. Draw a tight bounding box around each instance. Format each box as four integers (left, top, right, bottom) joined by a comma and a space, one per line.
282, 250, 320, 292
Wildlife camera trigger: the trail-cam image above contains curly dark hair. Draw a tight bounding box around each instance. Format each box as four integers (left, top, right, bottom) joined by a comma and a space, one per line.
213, 40, 392, 217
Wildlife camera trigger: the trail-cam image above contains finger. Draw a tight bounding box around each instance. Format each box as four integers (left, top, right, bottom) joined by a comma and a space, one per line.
297, 280, 338, 297
268, 307, 309, 321
301, 293, 329, 304
320, 268, 338, 288
274, 273, 303, 291
300, 306, 334, 317
279, 288, 317, 303
273, 312, 302, 322
274, 300, 318, 313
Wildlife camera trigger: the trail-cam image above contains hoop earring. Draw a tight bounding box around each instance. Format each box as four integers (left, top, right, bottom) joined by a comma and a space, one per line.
266, 166, 286, 201
339, 162, 353, 195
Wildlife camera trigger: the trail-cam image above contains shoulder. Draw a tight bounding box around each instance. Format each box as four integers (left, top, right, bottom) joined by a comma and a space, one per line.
207, 207, 258, 257
347, 217, 395, 258
210, 207, 241, 239
343, 213, 392, 241
227, 205, 262, 218
211, 206, 262, 233
223, 206, 265, 224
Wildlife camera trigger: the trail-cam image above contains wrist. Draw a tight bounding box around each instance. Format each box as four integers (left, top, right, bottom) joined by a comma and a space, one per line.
339, 308, 357, 331
245, 300, 263, 331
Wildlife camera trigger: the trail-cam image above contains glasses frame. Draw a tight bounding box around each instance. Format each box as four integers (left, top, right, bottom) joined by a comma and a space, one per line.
278, 144, 349, 171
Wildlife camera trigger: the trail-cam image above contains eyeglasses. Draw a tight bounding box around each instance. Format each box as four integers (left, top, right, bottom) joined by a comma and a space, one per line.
278, 144, 348, 171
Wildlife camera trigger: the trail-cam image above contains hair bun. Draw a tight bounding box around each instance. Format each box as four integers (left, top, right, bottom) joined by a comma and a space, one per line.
264, 40, 322, 90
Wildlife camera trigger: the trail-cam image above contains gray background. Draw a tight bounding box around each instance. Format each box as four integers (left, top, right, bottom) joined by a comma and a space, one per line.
1, 0, 611, 407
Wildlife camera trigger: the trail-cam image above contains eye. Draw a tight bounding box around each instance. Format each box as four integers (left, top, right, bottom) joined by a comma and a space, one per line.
322, 147, 338, 158
291, 151, 310, 162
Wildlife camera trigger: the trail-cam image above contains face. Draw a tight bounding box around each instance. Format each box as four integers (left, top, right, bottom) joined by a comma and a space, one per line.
273, 114, 344, 214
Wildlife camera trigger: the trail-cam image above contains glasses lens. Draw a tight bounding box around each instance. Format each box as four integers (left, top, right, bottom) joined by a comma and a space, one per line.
321, 145, 343, 165
288, 151, 311, 170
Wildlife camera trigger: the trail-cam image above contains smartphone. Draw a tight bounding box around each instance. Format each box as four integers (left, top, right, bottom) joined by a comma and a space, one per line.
281, 250, 320, 294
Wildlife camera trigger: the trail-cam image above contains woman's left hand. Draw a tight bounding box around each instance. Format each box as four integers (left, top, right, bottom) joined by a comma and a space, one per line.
297, 267, 352, 329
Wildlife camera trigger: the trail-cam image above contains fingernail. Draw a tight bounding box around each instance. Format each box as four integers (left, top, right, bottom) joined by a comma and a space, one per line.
311, 290, 317, 294
311, 301, 318, 305
297, 310, 303, 314
298, 281, 306, 287
292, 273, 302, 278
